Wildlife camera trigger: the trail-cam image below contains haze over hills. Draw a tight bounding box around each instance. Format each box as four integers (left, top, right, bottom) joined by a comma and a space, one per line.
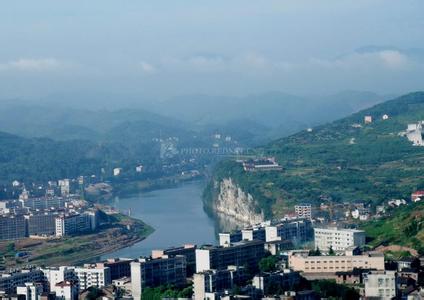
0, 90, 390, 145
205, 91, 424, 219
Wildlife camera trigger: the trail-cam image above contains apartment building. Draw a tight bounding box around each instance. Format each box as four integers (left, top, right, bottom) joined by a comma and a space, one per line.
288, 250, 385, 274
152, 244, 196, 276
0, 269, 45, 294
294, 204, 312, 219
96, 258, 133, 280
130, 255, 187, 299
265, 218, 313, 243
196, 240, 265, 273
363, 270, 397, 300
313, 228, 366, 251
16, 283, 43, 300
27, 212, 57, 236
55, 213, 92, 237
0, 215, 27, 240
74, 266, 111, 291
193, 266, 248, 300
41, 267, 78, 292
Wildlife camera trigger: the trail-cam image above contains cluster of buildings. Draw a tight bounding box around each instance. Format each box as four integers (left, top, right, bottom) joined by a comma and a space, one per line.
1, 192, 424, 299
0, 218, 423, 299
0, 186, 99, 241
241, 157, 283, 172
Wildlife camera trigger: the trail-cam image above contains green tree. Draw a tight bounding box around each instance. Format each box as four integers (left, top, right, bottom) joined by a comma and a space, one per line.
259, 255, 279, 272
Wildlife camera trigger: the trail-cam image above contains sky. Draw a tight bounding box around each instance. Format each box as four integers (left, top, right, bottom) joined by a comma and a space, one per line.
0, 0, 423, 103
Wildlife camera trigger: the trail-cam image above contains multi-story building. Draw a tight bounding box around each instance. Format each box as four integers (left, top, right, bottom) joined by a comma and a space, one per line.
288, 250, 385, 274
218, 232, 242, 246
58, 180, 70, 197
96, 258, 133, 280
130, 255, 187, 299
55, 213, 92, 237
363, 270, 397, 300
41, 267, 78, 292
265, 218, 313, 243
252, 270, 301, 296
27, 212, 57, 236
21, 197, 66, 211
193, 266, 248, 300
294, 204, 312, 219
241, 227, 266, 242
0, 215, 27, 240
219, 218, 313, 247
0, 269, 45, 294
51, 281, 78, 300
74, 265, 111, 291
152, 244, 196, 276
16, 282, 44, 300
313, 228, 366, 251
196, 240, 265, 273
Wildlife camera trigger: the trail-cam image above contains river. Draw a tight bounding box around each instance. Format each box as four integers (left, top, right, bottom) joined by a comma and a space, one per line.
102, 180, 218, 259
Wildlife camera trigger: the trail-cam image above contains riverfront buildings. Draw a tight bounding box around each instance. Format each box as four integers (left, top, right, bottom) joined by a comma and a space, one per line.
196, 240, 265, 273
288, 249, 385, 274
130, 255, 187, 299
313, 227, 366, 251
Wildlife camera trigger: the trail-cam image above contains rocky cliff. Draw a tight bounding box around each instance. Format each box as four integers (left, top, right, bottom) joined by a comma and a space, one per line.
212, 178, 264, 225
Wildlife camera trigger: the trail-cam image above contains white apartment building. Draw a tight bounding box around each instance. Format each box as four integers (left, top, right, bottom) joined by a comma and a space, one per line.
55, 213, 92, 237
16, 282, 43, 300
52, 280, 79, 300
295, 204, 312, 219
314, 228, 366, 251
364, 270, 397, 300
41, 266, 78, 291
74, 266, 111, 290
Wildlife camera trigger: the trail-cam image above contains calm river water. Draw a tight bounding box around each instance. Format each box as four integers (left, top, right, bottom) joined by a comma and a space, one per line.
102, 180, 217, 259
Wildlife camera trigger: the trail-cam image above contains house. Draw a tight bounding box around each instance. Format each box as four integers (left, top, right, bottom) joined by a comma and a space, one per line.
364, 116, 373, 124
411, 191, 424, 202
382, 114, 389, 120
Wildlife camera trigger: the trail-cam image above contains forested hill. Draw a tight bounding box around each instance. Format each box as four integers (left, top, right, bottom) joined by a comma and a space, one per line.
207, 92, 424, 218
0, 132, 103, 182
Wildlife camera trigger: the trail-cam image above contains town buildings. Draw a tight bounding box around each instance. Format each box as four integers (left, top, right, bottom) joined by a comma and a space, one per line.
0, 215, 27, 240
313, 227, 366, 251
196, 240, 265, 273
288, 249, 385, 274
16, 283, 43, 300
294, 204, 312, 219
363, 270, 397, 300
193, 266, 248, 300
0, 268, 45, 294
130, 255, 187, 299
54, 213, 93, 237
74, 265, 111, 291
218, 218, 313, 247
96, 258, 133, 281
152, 244, 197, 276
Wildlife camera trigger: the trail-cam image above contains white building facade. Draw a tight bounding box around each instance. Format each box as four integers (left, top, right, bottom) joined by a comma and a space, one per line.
314, 228, 366, 251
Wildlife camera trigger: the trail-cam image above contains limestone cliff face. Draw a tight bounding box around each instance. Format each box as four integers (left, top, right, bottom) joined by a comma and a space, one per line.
213, 178, 264, 225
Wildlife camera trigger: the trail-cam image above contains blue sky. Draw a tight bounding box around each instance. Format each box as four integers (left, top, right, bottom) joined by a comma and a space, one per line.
0, 0, 423, 101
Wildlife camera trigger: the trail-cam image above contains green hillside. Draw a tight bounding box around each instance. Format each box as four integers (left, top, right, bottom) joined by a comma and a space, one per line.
362, 201, 424, 253
206, 92, 424, 218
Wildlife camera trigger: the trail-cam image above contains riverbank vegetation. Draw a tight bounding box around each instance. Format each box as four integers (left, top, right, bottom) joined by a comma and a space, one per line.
0, 213, 153, 268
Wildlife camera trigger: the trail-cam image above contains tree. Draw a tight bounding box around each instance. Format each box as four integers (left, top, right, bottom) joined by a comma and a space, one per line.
259, 255, 279, 272
328, 246, 335, 255
309, 247, 321, 256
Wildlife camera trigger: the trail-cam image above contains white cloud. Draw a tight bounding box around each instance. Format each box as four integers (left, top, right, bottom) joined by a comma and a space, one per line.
378, 50, 409, 69
310, 49, 411, 70
0, 58, 71, 72
139, 61, 157, 74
